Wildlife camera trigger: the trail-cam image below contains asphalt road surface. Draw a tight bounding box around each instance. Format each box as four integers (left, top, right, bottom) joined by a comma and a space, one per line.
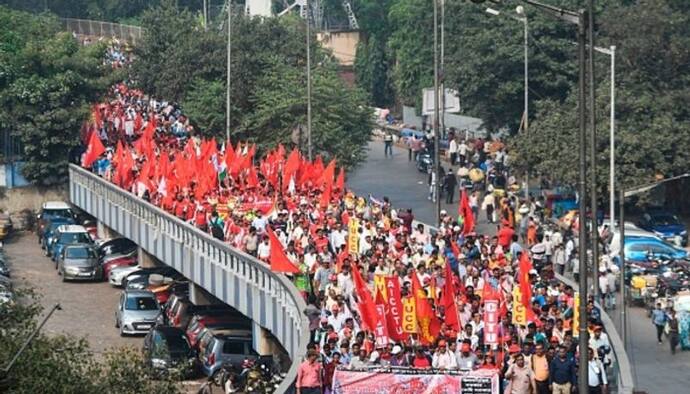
350, 140, 690, 393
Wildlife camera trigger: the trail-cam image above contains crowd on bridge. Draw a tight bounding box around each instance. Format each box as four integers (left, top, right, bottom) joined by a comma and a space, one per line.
80, 82, 617, 394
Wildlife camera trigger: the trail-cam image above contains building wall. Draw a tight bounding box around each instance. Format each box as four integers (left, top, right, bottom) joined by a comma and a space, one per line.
317, 30, 360, 67
402, 105, 486, 138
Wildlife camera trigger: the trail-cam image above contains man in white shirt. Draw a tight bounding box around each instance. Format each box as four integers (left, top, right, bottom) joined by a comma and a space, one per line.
458, 140, 469, 166
329, 223, 347, 252
448, 138, 458, 165
432, 341, 457, 369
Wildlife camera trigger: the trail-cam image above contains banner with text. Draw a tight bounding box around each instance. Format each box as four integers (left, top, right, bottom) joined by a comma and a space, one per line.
332, 368, 499, 394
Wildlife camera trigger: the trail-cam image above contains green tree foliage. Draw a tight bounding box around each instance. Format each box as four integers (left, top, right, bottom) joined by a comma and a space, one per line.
510, 0, 690, 195
0, 289, 180, 393
133, 0, 372, 169
0, 6, 112, 185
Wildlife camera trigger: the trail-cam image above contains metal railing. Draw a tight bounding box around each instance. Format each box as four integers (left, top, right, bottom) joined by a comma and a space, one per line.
68, 165, 309, 392
60, 18, 143, 43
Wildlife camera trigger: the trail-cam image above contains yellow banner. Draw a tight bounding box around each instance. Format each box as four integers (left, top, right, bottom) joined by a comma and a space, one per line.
402, 296, 418, 333
512, 286, 527, 326
374, 274, 388, 301
348, 218, 359, 255
573, 292, 580, 336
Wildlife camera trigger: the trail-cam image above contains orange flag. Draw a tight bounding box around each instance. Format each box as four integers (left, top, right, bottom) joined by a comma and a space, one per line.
352, 264, 379, 332
442, 260, 460, 331
335, 167, 345, 192
82, 130, 105, 168
458, 188, 475, 235
266, 227, 299, 274
411, 270, 438, 344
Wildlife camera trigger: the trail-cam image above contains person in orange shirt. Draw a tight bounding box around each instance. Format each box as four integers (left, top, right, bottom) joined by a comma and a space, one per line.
296, 350, 322, 394
531, 342, 551, 394
527, 218, 537, 246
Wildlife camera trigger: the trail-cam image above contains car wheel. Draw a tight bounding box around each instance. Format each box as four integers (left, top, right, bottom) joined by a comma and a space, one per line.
61, 273, 66, 283
115, 317, 120, 328
212, 369, 224, 386
119, 325, 126, 337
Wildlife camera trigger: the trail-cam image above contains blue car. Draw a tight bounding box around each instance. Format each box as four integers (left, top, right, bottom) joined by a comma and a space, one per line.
48, 225, 92, 266
42, 218, 75, 253
622, 235, 688, 263
637, 210, 688, 246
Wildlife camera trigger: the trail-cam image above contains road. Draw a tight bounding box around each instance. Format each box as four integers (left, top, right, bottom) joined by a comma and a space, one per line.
350, 140, 690, 393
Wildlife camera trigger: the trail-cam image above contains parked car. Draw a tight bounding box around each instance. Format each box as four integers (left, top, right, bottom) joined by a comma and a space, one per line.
57, 244, 102, 282
115, 289, 161, 336
122, 267, 181, 289
637, 210, 688, 247
0, 283, 14, 305
103, 255, 138, 280
109, 264, 144, 287
186, 312, 250, 350
617, 235, 688, 263
0, 213, 12, 241
169, 302, 238, 331
199, 329, 257, 378
41, 218, 75, 252
161, 294, 190, 326
0, 258, 10, 279
98, 238, 137, 260
142, 326, 197, 378
37, 201, 74, 243
48, 225, 92, 266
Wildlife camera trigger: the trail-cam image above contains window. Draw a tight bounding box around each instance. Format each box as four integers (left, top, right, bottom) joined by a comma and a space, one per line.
43, 209, 72, 220
651, 214, 680, 226
125, 296, 158, 311
66, 247, 96, 259
59, 232, 91, 244
222, 340, 248, 355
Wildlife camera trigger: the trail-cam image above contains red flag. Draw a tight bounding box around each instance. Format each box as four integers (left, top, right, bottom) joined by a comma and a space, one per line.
518, 252, 533, 309
266, 227, 300, 274
283, 148, 301, 187
82, 130, 105, 168
411, 271, 438, 344
246, 166, 259, 188
458, 189, 475, 235
335, 167, 345, 192
441, 260, 460, 331
352, 264, 378, 331
319, 182, 332, 209
318, 159, 336, 187
384, 277, 406, 341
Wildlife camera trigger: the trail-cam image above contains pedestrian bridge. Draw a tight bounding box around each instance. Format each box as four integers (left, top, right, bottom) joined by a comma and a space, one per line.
68, 164, 309, 390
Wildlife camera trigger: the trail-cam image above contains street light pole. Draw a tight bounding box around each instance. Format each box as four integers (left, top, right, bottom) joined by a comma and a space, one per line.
433, 0, 441, 226
306, 0, 313, 161
1, 304, 61, 377
609, 46, 616, 230
587, 0, 600, 306
226, 0, 232, 143
576, 10, 589, 394
619, 186, 626, 348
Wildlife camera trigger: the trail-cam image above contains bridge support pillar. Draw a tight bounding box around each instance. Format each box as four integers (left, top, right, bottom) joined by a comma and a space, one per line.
189, 282, 214, 306
96, 221, 118, 240
253, 321, 289, 367
137, 246, 161, 269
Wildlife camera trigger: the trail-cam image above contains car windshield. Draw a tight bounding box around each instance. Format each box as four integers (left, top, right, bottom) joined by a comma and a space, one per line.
66, 247, 96, 259
651, 214, 681, 226
125, 296, 158, 311
59, 232, 91, 244
43, 209, 72, 220
165, 333, 191, 353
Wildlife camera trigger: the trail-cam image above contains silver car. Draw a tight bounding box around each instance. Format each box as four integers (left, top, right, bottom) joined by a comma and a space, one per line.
115, 289, 161, 336
58, 244, 102, 282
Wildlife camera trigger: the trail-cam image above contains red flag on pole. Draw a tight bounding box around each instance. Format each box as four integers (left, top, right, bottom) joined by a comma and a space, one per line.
458, 188, 475, 235
335, 167, 345, 192
351, 264, 379, 332
82, 130, 105, 168
518, 252, 534, 309
441, 260, 460, 331
266, 227, 300, 274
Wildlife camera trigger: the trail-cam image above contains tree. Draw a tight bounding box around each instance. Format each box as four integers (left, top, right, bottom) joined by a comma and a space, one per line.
0, 6, 113, 185
0, 289, 180, 393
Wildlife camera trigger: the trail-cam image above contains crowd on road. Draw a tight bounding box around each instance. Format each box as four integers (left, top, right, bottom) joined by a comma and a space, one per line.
80, 82, 621, 394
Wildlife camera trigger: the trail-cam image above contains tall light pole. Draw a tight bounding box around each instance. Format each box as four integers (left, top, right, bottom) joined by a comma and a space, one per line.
433, 0, 441, 226
587, 0, 600, 306
306, 0, 313, 161
485, 6, 528, 198
226, 0, 232, 143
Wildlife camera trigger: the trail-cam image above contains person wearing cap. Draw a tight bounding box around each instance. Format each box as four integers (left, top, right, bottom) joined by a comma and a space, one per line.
390, 345, 409, 367
549, 345, 576, 394
296, 349, 322, 394
432, 340, 457, 369
412, 347, 431, 368
368, 350, 381, 365
589, 325, 611, 368
456, 341, 477, 370
505, 353, 536, 394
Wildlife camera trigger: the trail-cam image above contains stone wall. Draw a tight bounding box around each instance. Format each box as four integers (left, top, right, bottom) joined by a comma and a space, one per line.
0, 184, 68, 230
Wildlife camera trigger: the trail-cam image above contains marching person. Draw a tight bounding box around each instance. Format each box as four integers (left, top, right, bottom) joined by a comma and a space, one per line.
296, 350, 322, 394
505, 353, 536, 394
586, 347, 608, 394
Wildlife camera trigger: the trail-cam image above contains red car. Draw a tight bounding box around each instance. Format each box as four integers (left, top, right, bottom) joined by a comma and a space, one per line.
186, 315, 242, 349
103, 255, 138, 280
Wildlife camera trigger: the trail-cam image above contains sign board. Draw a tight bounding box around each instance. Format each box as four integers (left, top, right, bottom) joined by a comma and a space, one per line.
422, 88, 461, 116
332, 368, 499, 394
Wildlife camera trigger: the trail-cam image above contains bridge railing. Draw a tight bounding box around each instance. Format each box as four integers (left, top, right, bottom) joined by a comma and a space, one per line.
68, 164, 309, 391
60, 18, 143, 43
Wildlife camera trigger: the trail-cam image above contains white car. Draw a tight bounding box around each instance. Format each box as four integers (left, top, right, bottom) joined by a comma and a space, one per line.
109, 264, 142, 287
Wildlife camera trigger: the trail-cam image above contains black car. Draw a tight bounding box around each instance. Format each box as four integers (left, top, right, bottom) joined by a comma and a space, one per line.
98, 238, 137, 259
123, 267, 182, 289
142, 326, 197, 378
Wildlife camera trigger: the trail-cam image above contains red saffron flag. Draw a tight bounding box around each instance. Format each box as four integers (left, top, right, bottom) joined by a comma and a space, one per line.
319, 159, 336, 187
441, 260, 460, 331
384, 277, 405, 341
351, 264, 379, 332
335, 167, 345, 192
411, 270, 438, 344
319, 182, 332, 209
82, 130, 105, 168
458, 188, 475, 235
266, 227, 299, 274
518, 252, 533, 309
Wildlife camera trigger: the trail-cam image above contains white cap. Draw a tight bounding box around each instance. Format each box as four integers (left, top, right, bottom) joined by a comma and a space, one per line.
529, 269, 538, 275
391, 345, 402, 355
440, 210, 448, 215
369, 351, 380, 362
